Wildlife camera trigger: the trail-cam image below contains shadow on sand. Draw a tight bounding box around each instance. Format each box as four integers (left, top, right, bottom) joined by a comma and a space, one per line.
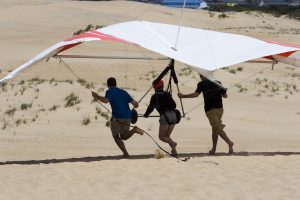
1, 151, 300, 166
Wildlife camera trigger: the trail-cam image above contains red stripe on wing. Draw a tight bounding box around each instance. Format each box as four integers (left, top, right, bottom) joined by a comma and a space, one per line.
64, 31, 131, 44
264, 51, 297, 60
263, 40, 299, 60
57, 31, 137, 54
265, 40, 300, 48
57, 43, 82, 54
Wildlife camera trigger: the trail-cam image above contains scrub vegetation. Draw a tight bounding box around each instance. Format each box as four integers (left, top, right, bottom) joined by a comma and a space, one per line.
82, 116, 91, 126
73, 24, 104, 35
208, 5, 300, 20
0, 78, 111, 129
65, 93, 81, 107
95, 107, 111, 128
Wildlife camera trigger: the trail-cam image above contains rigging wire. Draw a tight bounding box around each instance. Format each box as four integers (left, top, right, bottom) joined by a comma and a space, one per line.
174, 0, 187, 50
137, 46, 158, 72
184, 64, 271, 115
131, 2, 158, 21
203, 30, 218, 72
57, 57, 189, 162
107, 0, 157, 24
57, 57, 112, 114
136, 45, 162, 104
125, 44, 128, 88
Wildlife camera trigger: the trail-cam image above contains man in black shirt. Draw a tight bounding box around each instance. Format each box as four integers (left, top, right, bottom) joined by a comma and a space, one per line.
178, 74, 234, 154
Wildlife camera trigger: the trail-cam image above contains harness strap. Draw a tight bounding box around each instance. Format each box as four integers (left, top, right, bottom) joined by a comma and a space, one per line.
155, 91, 173, 125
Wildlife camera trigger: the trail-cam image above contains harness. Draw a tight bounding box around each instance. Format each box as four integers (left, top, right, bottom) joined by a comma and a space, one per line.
154, 91, 173, 125
138, 59, 185, 119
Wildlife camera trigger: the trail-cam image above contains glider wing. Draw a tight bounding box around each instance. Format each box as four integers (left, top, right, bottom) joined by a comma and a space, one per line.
1, 21, 299, 84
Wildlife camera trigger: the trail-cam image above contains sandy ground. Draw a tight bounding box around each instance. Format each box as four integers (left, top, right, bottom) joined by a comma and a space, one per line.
1, 1, 300, 199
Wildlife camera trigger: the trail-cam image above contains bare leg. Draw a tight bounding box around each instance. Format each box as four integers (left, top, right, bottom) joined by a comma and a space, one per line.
218, 130, 234, 154
121, 127, 143, 140
113, 136, 129, 158
159, 125, 175, 145
121, 129, 135, 140
210, 131, 218, 155
159, 125, 177, 156
166, 124, 175, 138
166, 124, 177, 156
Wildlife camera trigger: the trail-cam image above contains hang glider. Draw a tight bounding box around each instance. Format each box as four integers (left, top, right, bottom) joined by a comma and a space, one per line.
1, 20, 300, 84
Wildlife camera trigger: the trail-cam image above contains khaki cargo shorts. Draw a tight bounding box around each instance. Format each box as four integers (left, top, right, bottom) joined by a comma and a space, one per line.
110, 118, 131, 137
205, 108, 225, 133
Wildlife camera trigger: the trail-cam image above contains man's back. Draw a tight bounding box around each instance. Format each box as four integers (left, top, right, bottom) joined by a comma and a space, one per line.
105, 87, 132, 119
196, 80, 226, 112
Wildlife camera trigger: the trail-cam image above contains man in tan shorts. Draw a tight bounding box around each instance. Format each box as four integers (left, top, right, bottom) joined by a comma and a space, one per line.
92, 77, 143, 158
178, 74, 234, 155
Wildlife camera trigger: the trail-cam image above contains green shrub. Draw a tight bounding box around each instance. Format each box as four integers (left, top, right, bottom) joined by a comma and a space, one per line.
229, 69, 236, 74
1, 82, 7, 92
73, 24, 104, 35
18, 80, 25, 85
82, 116, 91, 126
29, 77, 45, 85
77, 79, 87, 86
237, 67, 243, 71
5, 108, 16, 117
208, 5, 300, 20
49, 105, 59, 111
20, 103, 32, 110
2, 119, 9, 130
218, 13, 228, 18
16, 119, 22, 126
65, 93, 81, 107
101, 112, 110, 120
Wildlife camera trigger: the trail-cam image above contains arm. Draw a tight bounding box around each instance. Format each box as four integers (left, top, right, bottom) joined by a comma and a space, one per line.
220, 86, 228, 98
143, 96, 156, 117
92, 91, 109, 104
178, 92, 200, 99
144, 105, 155, 117
130, 100, 139, 108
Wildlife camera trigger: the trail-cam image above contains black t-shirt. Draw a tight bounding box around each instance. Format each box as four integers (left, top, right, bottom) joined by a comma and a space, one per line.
195, 79, 227, 112
144, 90, 176, 116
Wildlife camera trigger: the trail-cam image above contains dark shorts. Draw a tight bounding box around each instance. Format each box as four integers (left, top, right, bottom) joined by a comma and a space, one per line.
159, 110, 177, 125
110, 118, 131, 137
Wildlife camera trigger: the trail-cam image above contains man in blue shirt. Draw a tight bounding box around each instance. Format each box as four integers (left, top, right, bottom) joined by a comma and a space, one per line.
92, 77, 143, 158
178, 74, 234, 155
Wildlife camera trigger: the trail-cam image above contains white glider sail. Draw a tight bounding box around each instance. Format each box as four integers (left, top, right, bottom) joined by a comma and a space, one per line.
1, 20, 299, 84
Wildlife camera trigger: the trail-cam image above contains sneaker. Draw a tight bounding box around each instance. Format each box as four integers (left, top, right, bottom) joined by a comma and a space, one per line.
133, 126, 143, 135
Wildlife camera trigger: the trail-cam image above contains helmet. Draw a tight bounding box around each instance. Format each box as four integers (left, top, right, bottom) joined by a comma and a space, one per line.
152, 80, 164, 89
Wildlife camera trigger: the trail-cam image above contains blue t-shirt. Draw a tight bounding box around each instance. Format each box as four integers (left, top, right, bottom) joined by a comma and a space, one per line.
105, 87, 133, 119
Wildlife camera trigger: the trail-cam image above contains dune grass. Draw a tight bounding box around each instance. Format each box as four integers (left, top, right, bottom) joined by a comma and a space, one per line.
208, 5, 300, 20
